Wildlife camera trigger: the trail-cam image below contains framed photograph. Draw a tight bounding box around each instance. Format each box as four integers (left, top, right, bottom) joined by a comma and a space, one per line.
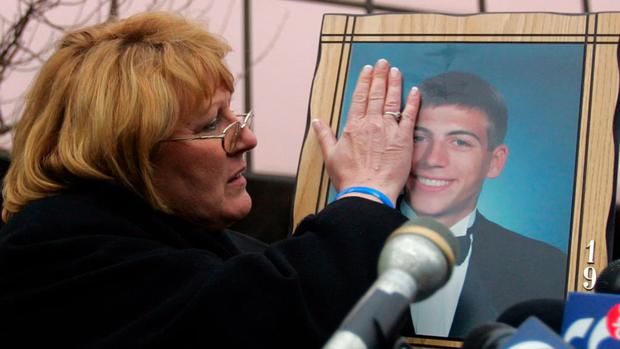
293, 12, 619, 348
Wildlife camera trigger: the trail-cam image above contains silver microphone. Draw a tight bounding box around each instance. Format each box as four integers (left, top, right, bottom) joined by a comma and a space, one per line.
323, 217, 458, 349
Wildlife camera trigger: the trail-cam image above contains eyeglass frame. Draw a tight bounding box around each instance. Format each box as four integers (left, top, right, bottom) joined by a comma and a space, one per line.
164, 110, 254, 155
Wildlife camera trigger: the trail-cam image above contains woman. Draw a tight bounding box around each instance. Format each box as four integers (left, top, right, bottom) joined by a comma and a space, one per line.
0, 12, 419, 348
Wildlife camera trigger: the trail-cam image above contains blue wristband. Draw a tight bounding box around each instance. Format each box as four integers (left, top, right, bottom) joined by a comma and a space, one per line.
335, 186, 395, 208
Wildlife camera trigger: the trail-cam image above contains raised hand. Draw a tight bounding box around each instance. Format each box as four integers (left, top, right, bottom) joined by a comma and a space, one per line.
312, 58, 421, 206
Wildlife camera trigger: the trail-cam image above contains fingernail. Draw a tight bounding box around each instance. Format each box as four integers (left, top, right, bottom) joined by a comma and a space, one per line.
411, 86, 419, 94
377, 58, 388, 68
390, 67, 399, 78
311, 118, 322, 131
363, 64, 373, 71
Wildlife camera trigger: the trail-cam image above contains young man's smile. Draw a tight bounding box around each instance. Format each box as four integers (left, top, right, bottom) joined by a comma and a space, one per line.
406, 104, 508, 227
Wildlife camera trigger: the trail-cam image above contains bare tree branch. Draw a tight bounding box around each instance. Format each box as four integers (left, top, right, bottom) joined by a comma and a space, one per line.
145, 0, 164, 11
0, 1, 46, 81
0, 0, 104, 134
217, 0, 235, 35
235, 10, 290, 82
194, 1, 216, 21
0, 0, 217, 140
174, 0, 194, 13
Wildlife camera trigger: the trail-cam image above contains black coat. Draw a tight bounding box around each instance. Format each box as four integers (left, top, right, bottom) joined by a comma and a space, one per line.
0, 181, 408, 348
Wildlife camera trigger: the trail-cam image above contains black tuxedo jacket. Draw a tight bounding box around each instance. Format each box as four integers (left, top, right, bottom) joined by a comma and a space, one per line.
448, 212, 567, 338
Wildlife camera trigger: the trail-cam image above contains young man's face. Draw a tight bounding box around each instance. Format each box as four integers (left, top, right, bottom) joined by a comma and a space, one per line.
405, 104, 508, 227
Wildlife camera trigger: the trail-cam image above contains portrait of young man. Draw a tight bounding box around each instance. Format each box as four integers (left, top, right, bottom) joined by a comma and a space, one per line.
399, 71, 568, 338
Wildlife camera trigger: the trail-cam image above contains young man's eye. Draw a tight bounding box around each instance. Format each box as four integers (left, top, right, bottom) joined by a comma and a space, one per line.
453, 138, 473, 147
414, 134, 427, 143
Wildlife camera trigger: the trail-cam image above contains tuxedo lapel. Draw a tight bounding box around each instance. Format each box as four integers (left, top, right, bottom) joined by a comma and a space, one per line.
449, 215, 500, 338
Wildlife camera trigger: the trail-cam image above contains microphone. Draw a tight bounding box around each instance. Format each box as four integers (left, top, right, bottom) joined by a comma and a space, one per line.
323, 217, 458, 349
463, 318, 573, 349
491, 259, 620, 340
560, 291, 620, 348
465, 300, 565, 349
502, 317, 574, 348
461, 323, 516, 349
463, 260, 620, 348
595, 259, 620, 294
497, 298, 565, 334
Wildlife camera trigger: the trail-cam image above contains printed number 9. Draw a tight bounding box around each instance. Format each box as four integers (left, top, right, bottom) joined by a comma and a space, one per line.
583, 266, 597, 290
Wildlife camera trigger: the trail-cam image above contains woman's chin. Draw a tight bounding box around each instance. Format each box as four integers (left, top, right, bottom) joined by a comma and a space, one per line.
220, 192, 253, 227
233, 193, 253, 220
178, 192, 253, 229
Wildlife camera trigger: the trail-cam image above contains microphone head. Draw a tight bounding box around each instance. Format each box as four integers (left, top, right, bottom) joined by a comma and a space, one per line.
462, 322, 516, 349
595, 259, 620, 294
497, 298, 564, 333
378, 217, 457, 301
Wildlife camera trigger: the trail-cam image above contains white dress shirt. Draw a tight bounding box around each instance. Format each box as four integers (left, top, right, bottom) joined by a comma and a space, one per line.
399, 201, 476, 337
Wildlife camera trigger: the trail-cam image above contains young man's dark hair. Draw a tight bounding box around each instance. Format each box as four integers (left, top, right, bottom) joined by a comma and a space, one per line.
419, 71, 508, 149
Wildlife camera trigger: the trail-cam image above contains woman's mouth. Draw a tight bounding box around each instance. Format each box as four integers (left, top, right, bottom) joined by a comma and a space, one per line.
228, 169, 247, 186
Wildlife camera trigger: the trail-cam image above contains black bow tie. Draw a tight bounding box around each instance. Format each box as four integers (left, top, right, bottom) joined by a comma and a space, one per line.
455, 232, 472, 265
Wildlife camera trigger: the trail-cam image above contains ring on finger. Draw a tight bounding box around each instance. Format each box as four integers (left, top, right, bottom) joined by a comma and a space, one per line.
384, 111, 401, 122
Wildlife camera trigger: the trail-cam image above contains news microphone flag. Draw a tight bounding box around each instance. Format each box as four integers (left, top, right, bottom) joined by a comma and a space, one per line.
499, 317, 574, 349
561, 292, 620, 349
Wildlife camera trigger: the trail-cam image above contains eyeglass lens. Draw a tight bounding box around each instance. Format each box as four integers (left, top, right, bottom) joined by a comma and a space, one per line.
221, 112, 252, 154
223, 122, 241, 153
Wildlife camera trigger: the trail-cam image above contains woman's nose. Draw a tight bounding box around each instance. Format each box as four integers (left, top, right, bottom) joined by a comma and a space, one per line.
234, 126, 258, 154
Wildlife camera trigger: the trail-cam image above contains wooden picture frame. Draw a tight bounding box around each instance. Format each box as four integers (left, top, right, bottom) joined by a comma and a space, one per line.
293, 12, 619, 348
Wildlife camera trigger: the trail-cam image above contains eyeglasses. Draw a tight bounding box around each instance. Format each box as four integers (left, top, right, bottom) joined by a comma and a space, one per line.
165, 110, 254, 155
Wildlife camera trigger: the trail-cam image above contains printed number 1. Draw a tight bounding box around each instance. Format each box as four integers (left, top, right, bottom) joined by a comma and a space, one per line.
587, 240, 595, 264
583, 240, 596, 290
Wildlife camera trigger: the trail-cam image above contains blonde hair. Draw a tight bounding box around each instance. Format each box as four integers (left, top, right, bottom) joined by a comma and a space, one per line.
2, 12, 234, 221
